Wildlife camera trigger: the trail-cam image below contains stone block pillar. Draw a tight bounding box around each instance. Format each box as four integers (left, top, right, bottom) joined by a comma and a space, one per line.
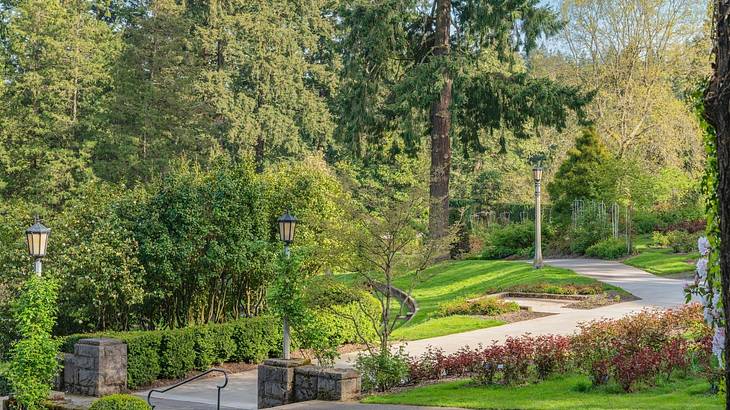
257, 358, 305, 409
294, 366, 360, 402
63, 338, 127, 397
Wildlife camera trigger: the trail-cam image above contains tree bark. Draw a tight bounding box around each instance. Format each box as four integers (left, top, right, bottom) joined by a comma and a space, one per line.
429, 0, 452, 242
705, 2, 730, 408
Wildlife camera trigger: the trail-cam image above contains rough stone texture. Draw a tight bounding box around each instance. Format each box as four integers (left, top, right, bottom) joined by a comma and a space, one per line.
258, 360, 364, 407
292, 366, 361, 403
257, 359, 305, 409
62, 338, 127, 397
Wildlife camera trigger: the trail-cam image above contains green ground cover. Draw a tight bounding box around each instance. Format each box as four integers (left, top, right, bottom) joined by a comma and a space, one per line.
369, 260, 626, 340
363, 375, 723, 410
624, 248, 697, 276
624, 234, 697, 276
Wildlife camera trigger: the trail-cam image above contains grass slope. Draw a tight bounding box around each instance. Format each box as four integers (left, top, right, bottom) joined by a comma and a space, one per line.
363, 375, 723, 410
385, 260, 624, 340
624, 248, 697, 276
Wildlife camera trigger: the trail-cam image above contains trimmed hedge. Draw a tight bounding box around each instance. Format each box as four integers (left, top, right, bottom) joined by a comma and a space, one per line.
61, 316, 281, 389
89, 394, 150, 410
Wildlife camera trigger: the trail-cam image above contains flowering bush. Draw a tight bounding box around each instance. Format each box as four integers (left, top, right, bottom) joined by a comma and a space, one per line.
684, 236, 724, 374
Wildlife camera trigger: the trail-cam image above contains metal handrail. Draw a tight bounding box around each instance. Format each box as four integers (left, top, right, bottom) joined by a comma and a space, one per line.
147, 368, 229, 410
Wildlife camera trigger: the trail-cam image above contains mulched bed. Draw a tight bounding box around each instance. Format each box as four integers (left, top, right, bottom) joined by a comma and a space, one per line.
494, 310, 555, 323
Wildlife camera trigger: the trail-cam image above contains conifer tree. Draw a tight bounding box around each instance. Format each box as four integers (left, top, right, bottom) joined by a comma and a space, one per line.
0, 0, 119, 206
337, 0, 592, 240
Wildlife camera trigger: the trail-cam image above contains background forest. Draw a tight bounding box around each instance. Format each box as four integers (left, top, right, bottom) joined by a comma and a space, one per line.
0, 0, 711, 347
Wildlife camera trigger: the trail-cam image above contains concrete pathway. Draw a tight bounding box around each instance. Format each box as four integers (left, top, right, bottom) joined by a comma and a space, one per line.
136, 259, 691, 409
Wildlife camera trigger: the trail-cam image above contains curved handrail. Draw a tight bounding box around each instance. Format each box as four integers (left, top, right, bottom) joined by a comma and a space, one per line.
147, 368, 229, 410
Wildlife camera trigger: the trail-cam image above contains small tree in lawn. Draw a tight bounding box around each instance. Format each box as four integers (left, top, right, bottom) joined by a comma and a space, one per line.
347, 185, 452, 391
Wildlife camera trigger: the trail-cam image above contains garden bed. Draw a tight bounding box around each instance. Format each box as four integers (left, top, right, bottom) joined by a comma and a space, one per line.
386, 260, 629, 340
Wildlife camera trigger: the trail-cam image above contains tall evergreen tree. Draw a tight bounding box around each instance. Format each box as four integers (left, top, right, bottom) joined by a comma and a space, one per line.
547, 128, 611, 214
337, 0, 592, 240
194, 0, 337, 172
95, 0, 212, 183
0, 0, 119, 206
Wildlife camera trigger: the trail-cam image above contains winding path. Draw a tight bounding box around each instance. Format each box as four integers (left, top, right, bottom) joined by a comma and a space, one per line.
134, 259, 692, 409
372, 258, 692, 359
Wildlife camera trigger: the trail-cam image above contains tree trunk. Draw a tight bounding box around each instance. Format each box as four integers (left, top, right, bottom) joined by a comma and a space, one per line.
255, 135, 265, 173
429, 0, 452, 242
705, 2, 730, 407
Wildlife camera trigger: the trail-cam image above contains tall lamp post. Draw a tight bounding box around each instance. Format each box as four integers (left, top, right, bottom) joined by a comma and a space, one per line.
533, 167, 544, 269
26, 216, 51, 276
277, 210, 297, 360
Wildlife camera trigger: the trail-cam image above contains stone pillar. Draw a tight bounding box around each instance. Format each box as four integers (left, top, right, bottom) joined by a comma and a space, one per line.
257, 358, 305, 409
63, 338, 127, 397
294, 366, 361, 402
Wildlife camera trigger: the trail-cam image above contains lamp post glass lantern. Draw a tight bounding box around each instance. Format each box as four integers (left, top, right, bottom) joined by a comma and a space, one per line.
277, 210, 297, 359
26, 216, 50, 276
533, 167, 543, 269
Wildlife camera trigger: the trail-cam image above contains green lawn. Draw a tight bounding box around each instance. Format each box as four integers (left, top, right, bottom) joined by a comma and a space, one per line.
624, 248, 698, 276
391, 315, 505, 340
383, 260, 625, 340
363, 375, 723, 409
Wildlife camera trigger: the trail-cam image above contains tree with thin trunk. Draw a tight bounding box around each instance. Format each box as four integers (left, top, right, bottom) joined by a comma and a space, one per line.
704, 1, 730, 407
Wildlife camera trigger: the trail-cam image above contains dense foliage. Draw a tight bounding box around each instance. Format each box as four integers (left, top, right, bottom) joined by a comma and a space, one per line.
88, 395, 151, 410
400, 305, 711, 393
7, 276, 60, 410
61, 316, 281, 388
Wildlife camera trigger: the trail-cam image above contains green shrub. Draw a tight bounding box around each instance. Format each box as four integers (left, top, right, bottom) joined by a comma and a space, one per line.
355, 348, 410, 393
159, 329, 196, 379
0, 362, 10, 396
481, 221, 554, 259
585, 238, 631, 259
230, 316, 281, 363
435, 297, 520, 318
88, 394, 150, 410
507, 283, 603, 295
209, 324, 236, 365
7, 276, 60, 410
569, 220, 612, 255
119, 332, 163, 389
193, 326, 216, 370
633, 212, 662, 234
667, 230, 696, 253
650, 231, 670, 248
62, 316, 280, 389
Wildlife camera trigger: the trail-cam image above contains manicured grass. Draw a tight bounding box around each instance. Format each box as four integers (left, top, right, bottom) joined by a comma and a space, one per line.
363, 375, 723, 409
391, 315, 505, 340
386, 260, 625, 340
624, 248, 698, 276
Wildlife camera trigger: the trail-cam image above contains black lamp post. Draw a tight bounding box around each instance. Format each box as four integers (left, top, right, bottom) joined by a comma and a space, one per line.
26, 216, 51, 276
533, 167, 543, 269
277, 210, 297, 360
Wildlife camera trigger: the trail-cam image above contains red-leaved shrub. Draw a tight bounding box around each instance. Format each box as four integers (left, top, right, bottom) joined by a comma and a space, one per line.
533, 335, 571, 379
659, 337, 689, 380
500, 336, 534, 385
611, 344, 661, 392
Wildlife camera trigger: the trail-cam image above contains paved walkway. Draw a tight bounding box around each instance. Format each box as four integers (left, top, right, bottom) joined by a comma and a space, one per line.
135, 259, 691, 409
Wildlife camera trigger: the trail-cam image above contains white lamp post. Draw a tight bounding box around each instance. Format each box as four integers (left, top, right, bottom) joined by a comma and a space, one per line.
25, 216, 51, 276
533, 167, 543, 269
277, 210, 297, 360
